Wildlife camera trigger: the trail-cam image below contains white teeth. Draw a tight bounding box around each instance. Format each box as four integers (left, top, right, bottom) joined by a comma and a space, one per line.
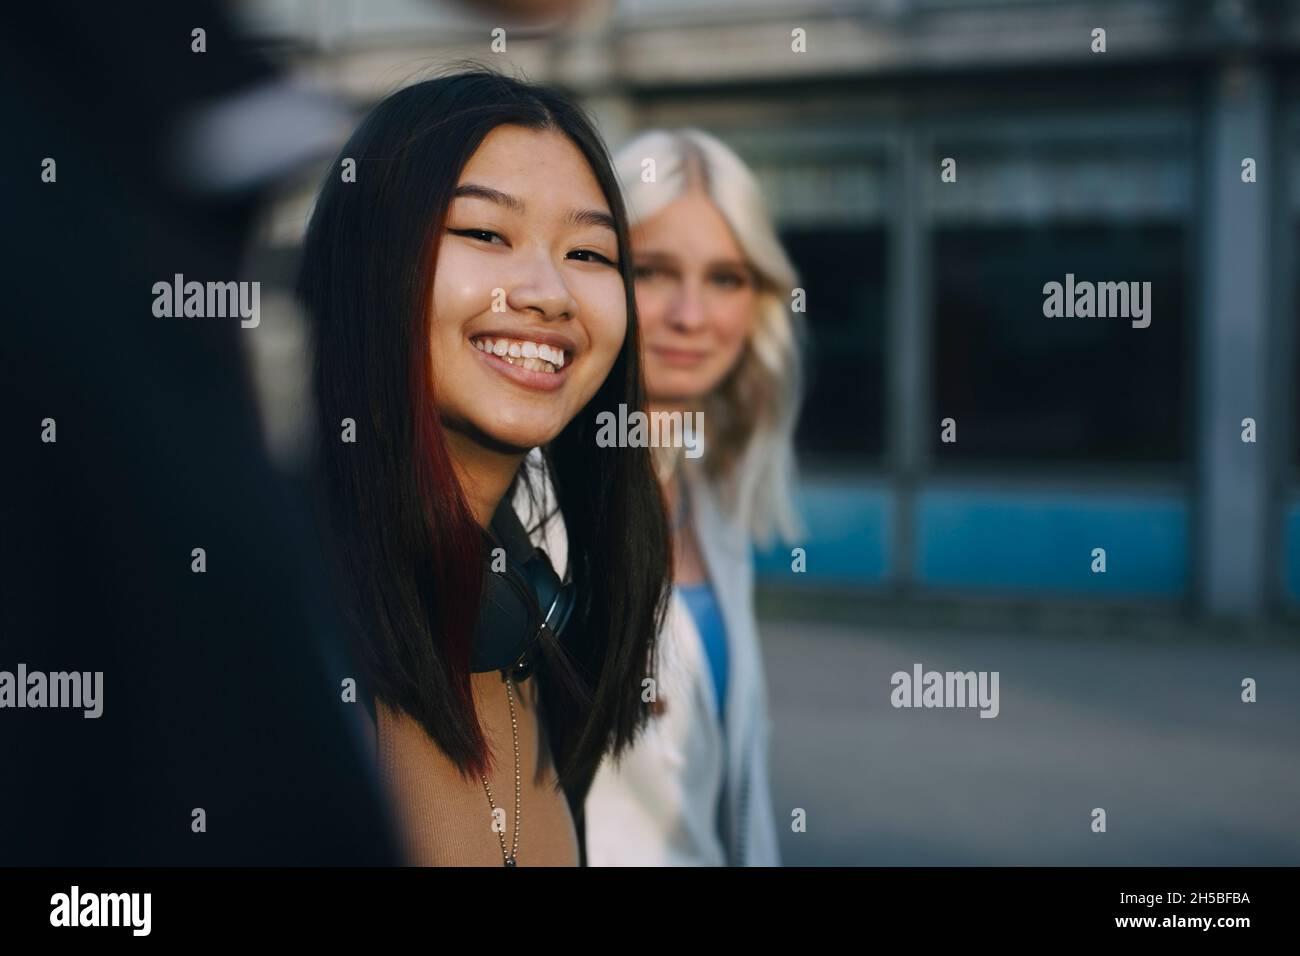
472, 336, 568, 373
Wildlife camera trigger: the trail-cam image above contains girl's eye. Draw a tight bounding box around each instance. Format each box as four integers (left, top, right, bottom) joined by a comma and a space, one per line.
569, 248, 618, 267
449, 228, 504, 245
634, 265, 667, 281
710, 271, 747, 290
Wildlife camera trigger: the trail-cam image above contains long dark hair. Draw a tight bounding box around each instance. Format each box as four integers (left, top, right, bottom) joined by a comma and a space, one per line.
297, 67, 670, 805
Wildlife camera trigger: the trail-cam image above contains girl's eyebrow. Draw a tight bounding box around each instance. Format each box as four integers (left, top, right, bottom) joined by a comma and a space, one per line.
567, 207, 616, 233
632, 249, 677, 263
634, 249, 749, 272
453, 182, 524, 213
453, 182, 615, 233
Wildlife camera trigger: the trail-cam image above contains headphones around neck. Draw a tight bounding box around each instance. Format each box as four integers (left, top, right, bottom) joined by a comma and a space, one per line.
470, 493, 575, 680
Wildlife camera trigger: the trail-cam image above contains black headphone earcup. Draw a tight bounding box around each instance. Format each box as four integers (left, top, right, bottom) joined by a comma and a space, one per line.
469, 562, 538, 673
468, 489, 574, 675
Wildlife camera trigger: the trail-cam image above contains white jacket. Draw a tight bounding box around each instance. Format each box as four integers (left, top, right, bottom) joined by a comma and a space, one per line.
514, 454, 780, 867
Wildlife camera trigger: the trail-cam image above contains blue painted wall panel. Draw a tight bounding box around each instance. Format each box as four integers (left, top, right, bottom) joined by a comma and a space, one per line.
754, 482, 892, 585
915, 489, 1188, 596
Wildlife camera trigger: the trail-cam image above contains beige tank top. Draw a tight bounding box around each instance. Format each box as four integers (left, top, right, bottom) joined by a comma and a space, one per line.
364, 671, 579, 867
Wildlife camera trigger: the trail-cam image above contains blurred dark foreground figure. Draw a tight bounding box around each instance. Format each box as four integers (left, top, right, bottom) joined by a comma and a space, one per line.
0, 2, 399, 864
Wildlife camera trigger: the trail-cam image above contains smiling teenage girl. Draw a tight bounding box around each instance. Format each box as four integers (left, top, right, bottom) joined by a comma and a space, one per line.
297, 70, 670, 866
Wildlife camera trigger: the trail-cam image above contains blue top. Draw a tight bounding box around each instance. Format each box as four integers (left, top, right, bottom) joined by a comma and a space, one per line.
677, 580, 729, 725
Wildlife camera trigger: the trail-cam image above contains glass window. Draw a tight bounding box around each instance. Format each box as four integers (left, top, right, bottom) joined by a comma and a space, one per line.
781, 226, 888, 463
930, 221, 1190, 466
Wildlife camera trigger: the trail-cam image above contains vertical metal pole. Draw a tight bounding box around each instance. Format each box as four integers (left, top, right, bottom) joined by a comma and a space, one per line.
1199, 61, 1272, 616
890, 124, 929, 591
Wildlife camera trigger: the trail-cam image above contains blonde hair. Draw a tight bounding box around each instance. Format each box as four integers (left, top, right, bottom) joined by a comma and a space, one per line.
613, 128, 806, 548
